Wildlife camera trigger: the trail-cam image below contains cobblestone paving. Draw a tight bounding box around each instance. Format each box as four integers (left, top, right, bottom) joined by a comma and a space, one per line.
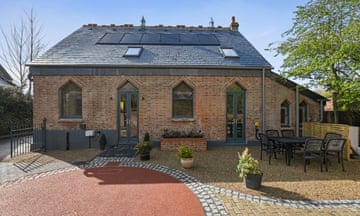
1, 154, 360, 215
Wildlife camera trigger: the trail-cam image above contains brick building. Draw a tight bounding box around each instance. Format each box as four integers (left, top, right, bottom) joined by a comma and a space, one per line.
28, 17, 326, 150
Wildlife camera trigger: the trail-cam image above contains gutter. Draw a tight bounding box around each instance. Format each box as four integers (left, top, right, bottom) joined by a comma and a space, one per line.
26, 63, 272, 70
295, 86, 299, 136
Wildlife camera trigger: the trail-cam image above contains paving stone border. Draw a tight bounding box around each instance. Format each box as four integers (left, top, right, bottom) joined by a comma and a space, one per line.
209, 185, 360, 209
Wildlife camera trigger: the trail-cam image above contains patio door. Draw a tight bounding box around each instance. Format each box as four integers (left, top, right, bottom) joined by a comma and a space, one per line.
118, 82, 138, 144
226, 83, 245, 144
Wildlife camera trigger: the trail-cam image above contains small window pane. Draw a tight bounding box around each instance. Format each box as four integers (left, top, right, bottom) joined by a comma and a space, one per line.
221, 48, 239, 57
173, 82, 193, 118
173, 100, 193, 117
281, 101, 290, 127
61, 82, 82, 118
124, 47, 142, 56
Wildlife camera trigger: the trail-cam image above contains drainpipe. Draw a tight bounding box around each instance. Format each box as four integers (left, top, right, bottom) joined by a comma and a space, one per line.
295, 86, 299, 136
318, 99, 325, 122
261, 68, 265, 133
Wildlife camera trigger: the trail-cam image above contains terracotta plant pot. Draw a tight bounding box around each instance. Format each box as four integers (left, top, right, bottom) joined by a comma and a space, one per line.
180, 158, 193, 169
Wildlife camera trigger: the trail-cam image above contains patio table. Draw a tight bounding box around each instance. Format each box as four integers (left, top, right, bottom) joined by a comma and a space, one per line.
268, 136, 312, 166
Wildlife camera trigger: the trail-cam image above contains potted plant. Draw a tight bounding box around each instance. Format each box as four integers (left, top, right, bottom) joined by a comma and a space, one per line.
99, 133, 107, 150
134, 132, 152, 161
176, 143, 194, 169
236, 147, 263, 190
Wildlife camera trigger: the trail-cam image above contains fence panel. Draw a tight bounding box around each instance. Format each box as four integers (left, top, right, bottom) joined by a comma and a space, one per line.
303, 122, 353, 160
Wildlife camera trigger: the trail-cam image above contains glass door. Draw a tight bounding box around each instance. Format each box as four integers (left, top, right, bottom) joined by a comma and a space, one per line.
226, 84, 245, 144
118, 82, 138, 144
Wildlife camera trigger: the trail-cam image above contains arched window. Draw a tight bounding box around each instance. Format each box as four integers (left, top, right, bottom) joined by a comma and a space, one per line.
60, 81, 82, 118
281, 100, 290, 127
173, 82, 193, 118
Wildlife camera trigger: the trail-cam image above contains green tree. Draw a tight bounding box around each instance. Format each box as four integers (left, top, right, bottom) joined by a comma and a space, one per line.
269, 0, 360, 123
0, 87, 32, 135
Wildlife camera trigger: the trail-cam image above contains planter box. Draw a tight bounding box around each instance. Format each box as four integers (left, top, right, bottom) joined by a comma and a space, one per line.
160, 137, 207, 151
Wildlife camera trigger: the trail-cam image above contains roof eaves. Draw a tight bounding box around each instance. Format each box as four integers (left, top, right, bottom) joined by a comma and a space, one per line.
27, 63, 273, 70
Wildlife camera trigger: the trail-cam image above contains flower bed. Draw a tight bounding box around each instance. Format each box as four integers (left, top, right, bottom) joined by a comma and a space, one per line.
160, 137, 207, 152
160, 128, 207, 151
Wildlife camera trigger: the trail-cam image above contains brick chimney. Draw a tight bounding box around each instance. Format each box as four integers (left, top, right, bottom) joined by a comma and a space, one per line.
230, 16, 239, 31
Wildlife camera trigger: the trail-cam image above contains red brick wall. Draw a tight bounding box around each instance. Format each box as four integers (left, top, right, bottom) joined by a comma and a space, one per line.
33, 72, 320, 143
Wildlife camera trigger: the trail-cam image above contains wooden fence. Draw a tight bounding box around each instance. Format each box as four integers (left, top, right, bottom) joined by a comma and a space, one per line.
302, 122, 359, 161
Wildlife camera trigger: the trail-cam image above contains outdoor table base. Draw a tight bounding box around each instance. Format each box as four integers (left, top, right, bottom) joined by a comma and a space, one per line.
269, 137, 310, 166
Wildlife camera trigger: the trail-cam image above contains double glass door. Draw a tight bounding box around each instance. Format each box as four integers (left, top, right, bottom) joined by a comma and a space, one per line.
226, 84, 245, 144
118, 82, 138, 144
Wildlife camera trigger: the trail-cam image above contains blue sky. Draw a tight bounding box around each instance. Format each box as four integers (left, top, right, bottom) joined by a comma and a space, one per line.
0, 0, 307, 73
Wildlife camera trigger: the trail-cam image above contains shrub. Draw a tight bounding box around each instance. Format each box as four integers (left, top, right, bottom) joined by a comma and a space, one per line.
236, 147, 262, 178
162, 128, 204, 138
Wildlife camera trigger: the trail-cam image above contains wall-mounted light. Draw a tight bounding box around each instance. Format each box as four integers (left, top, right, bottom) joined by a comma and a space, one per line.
120, 101, 124, 112
255, 121, 260, 140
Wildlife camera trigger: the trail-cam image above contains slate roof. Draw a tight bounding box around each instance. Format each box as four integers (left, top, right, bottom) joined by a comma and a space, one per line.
28, 25, 272, 69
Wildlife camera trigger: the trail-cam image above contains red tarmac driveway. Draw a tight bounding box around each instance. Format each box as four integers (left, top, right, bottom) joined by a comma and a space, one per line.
0, 162, 204, 216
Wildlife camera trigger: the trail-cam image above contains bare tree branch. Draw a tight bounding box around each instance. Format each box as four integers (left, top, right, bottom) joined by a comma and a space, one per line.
0, 8, 46, 93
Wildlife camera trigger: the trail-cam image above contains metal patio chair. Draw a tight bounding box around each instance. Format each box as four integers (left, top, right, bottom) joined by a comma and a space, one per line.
322, 132, 342, 149
281, 129, 303, 155
266, 129, 284, 154
323, 138, 347, 172
280, 129, 295, 137
303, 138, 324, 172
259, 133, 278, 165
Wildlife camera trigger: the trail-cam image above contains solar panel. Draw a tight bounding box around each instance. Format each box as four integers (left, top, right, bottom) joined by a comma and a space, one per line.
99, 33, 220, 45
197, 34, 219, 45
97, 33, 124, 44
179, 34, 199, 44
141, 33, 160, 44
160, 34, 180, 44
121, 33, 142, 44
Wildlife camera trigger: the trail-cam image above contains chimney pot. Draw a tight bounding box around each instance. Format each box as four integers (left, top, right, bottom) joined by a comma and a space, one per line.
230, 16, 239, 31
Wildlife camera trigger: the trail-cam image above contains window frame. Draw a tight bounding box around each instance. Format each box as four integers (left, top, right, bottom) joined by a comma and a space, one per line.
172, 82, 194, 119
220, 47, 239, 58
60, 81, 82, 119
280, 101, 290, 127
123, 47, 143, 57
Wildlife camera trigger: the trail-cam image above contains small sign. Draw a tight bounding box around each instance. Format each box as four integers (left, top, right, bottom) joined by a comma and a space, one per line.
85, 130, 95, 137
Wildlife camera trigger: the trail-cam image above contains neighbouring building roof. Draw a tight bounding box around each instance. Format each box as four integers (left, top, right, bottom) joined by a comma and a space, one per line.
271, 72, 327, 102
28, 22, 272, 69
0, 64, 15, 87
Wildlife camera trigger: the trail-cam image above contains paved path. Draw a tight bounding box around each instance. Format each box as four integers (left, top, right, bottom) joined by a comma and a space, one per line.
1, 150, 360, 215
0, 138, 10, 161
1, 162, 204, 216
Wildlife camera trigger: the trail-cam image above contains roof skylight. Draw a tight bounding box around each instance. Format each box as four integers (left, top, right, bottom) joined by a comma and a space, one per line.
124, 47, 142, 57
220, 48, 239, 58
